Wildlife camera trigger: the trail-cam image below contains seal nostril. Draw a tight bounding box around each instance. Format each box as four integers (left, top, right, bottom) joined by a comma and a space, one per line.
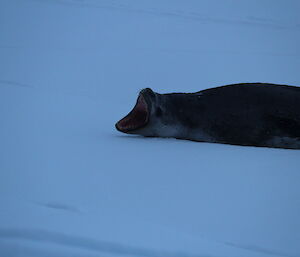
156, 107, 162, 117
141, 88, 156, 99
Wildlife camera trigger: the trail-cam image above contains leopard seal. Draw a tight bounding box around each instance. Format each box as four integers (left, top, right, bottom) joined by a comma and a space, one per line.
115, 83, 300, 149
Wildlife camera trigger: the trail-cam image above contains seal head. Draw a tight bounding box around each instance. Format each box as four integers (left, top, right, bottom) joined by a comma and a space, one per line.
115, 87, 206, 139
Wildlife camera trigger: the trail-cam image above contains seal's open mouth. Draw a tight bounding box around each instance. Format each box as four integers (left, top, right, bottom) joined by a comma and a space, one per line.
115, 94, 149, 133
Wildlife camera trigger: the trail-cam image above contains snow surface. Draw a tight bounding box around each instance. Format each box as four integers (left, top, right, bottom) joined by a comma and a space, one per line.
1, 0, 300, 256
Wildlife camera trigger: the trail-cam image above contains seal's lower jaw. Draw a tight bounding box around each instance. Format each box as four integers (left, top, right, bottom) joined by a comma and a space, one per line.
115, 95, 149, 133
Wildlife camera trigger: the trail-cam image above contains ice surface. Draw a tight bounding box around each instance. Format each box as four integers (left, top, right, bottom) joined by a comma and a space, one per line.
0, 0, 300, 256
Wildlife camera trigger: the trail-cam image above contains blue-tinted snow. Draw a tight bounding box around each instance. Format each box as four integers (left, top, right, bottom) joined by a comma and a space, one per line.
0, 0, 300, 256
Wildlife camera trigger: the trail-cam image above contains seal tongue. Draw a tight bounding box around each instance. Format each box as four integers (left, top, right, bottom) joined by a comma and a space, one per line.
116, 95, 149, 133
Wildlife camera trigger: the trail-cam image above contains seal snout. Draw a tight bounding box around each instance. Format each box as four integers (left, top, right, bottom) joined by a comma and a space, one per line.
115, 94, 149, 133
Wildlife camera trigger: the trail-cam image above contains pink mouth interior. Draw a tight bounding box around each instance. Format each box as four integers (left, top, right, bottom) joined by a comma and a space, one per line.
116, 95, 149, 133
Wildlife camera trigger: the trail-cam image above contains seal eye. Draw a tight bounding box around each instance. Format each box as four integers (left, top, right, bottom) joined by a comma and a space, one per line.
156, 107, 162, 117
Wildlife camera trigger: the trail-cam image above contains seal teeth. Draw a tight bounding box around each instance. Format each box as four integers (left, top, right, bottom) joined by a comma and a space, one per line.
116, 95, 149, 133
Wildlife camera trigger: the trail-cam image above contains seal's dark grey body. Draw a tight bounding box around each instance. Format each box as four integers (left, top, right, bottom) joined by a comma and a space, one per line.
116, 83, 300, 149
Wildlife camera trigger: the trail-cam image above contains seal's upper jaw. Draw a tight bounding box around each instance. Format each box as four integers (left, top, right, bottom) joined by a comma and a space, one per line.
115, 93, 149, 133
